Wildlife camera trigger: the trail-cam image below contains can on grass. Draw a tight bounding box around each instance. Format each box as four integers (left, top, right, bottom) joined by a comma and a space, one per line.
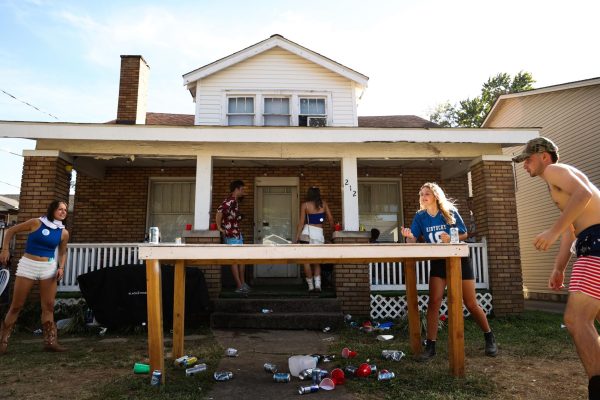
185, 363, 207, 377
377, 370, 396, 381
214, 371, 234, 381
150, 370, 162, 386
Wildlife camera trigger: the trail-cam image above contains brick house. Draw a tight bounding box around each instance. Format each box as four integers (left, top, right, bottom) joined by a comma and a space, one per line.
0, 34, 536, 317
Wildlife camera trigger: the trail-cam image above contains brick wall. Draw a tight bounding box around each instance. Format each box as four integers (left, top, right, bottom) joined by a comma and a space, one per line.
471, 160, 523, 315
183, 233, 222, 301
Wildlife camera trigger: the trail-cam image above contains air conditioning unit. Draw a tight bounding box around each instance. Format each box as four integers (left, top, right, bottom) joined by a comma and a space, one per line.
307, 117, 327, 127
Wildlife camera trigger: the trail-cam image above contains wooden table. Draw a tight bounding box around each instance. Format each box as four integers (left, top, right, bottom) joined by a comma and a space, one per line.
138, 243, 469, 383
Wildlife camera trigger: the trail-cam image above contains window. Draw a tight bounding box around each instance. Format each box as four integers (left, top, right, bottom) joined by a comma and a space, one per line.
358, 181, 402, 242
299, 98, 326, 126
264, 98, 290, 126
148, 180, 195, 242
228, 97, 254, 126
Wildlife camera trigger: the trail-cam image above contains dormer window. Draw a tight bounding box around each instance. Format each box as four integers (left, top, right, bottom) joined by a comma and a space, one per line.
299, 98, 326, 127
264, 98, 290, 126
228, 97, 254, 126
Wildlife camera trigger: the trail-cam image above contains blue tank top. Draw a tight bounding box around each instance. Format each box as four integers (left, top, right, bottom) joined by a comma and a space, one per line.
25, 221, 62, 258
307, 212, 326, 224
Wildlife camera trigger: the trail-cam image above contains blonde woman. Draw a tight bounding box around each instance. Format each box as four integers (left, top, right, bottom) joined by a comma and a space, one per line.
401, 183, 497, 361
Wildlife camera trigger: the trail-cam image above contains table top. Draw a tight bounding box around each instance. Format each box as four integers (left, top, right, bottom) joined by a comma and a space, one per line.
138, 243, 469, 264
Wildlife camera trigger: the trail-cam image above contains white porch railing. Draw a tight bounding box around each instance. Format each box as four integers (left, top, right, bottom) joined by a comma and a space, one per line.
370, 239, 489, 291
60, 243, 143, 292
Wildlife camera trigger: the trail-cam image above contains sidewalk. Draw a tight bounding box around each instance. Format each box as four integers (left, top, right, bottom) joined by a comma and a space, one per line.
207, 329, 356, 400
524, 299, 566, 314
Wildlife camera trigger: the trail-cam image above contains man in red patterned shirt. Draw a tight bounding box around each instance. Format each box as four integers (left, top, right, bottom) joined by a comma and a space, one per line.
216, 180, 250, 294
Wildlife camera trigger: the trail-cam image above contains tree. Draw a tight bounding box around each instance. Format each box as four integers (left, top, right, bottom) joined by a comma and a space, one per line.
430, 72, 535, 127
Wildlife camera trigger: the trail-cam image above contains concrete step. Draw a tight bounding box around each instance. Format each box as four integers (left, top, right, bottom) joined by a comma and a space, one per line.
210, 311, 344, 330
213, 298, 342, 313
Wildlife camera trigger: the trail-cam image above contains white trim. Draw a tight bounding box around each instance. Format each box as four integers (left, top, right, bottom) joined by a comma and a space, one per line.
195, 155, 212, 230
341, 157, 359, 231
483, 77, 600, 126
468, 154, 514, 168
182, 35, 369, 88
1, 122, 539, 145
22, 150, 73, 162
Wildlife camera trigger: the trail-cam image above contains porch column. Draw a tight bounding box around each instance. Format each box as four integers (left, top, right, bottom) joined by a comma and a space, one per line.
341, 157, 359, 231
470, 156, 523, 316
194, 155, 212, 230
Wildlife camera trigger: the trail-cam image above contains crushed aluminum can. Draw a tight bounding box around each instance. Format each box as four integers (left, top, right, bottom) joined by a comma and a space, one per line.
298, 368, 314, 380
311, 368, 328, 384
214, 371, 234, 381
321, 354, 335, 363
377, 370, 396, 381
369, 364, 378, 375
263, 363, 278, 374
225, 348, 238, 357
150, 370, 162, 387
175, 355, 198, 368
344, 314, 352, 322
376, 334, 394, 341
185, 363, 207, 377
273, 372, 291, 383
322, 326, 331, 333
343, 365, 358, 377
298, 384, 320, 395
381, 350, 405, 362
261, 309, 273, 313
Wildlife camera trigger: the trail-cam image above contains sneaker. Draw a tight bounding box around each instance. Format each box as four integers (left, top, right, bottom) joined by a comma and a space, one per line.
416, 340, 436, 362
234, 286, 248, 294
484, 331, 498, 357
241, 283, 251, 292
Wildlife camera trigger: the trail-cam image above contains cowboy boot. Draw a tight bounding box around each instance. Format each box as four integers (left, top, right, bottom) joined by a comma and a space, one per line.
0, 320, 15, 355
42, 321, 67, 352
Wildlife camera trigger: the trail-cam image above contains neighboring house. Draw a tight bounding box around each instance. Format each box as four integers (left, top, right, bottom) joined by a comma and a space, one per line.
0, 195, 18, 226
0, 34, 537, 316
483, 77, 600, 302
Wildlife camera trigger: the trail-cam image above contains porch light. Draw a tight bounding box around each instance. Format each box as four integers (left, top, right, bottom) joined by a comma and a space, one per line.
65, 164, 73, 173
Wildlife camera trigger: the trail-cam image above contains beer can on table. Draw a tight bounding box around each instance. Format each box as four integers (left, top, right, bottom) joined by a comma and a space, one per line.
263, 363, 278, 373
150, 370, 162, 386
273, 372, 291, 383
214, 371, 234, 381
186, 363, 207, 377
149, 227, 160, 244
450, 227, 459, 244
298, 384, 320, 395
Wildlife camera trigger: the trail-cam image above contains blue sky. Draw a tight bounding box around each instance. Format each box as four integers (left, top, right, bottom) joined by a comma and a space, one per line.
1, 0, 599, 194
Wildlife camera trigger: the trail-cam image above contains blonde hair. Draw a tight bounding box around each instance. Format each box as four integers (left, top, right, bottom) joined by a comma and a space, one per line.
419, 182, 456, 225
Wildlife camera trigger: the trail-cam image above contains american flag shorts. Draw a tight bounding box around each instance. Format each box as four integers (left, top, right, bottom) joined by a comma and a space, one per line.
569, 256, 600, 300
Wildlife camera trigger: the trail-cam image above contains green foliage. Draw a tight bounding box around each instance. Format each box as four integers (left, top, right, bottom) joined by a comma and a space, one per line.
430, 71, 535, 127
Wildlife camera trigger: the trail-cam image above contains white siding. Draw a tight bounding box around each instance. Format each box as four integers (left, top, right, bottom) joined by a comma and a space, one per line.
194, 47, 357, 127
488, 84, 600, 297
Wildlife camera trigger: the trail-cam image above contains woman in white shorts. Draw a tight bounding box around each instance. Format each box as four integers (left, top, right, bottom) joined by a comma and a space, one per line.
294, 187, 334, 292
0, 200, 69, 355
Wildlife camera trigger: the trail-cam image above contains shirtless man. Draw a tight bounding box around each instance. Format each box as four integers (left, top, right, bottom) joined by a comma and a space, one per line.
513, 137, 600, 399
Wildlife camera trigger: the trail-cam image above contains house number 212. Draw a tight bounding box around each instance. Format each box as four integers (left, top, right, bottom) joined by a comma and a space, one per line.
344, 179, 357, 197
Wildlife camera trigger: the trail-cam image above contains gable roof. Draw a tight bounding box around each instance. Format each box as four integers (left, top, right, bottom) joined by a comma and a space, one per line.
140, 112, 438, 128
182, 34, 369, 88
483, 77, 600, 126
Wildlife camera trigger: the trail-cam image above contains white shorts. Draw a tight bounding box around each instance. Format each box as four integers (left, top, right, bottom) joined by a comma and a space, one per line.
16, 257, 57, 281
301, 225, 325, 244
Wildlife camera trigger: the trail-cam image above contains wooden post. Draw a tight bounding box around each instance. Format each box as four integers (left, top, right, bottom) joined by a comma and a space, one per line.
146, 259, 165, 382
404, 259, 422, 356
446, 256, 465, 377
172, 260, 186, 360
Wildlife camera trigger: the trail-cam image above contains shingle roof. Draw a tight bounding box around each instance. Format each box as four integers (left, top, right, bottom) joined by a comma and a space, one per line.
139, 113, 438, 128
358, 115, 440, 128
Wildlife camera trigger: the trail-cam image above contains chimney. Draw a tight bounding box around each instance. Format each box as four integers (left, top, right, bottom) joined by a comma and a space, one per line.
116, 55, 150, 124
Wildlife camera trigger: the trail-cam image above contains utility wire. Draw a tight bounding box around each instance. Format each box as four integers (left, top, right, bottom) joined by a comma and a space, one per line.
1, 89, 59, 120
0, 180, 20, 190
0, 148, 23, 157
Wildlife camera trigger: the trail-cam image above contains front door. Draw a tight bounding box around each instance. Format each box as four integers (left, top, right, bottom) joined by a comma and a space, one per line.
254, 180, 299, 280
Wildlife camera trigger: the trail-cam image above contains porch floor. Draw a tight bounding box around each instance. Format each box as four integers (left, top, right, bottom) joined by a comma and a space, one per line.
219, 284, 336, 298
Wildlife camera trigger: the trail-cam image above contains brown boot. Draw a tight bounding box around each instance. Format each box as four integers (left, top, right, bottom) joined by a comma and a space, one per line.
0, 320, 15, 355
42, 321, 67, 352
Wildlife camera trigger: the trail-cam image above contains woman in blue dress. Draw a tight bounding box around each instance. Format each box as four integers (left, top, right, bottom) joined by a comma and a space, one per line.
401, 182, 497, 361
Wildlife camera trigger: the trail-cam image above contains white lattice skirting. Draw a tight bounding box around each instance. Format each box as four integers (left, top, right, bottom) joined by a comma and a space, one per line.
370, 292, 493, 320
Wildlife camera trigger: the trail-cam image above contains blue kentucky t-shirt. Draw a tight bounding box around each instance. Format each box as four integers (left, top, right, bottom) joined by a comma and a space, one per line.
410, 209, 467, 244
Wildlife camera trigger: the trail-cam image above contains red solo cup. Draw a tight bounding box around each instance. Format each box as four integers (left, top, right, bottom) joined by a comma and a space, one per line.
330, 368, 345, 385
356, 363, 371, 378
319, 377, 335, 391
209, 223, 217, 230
185, 224, 192, 230
341, 347, 357, 359
334, 223, 342, 231
362, 321, 372, 328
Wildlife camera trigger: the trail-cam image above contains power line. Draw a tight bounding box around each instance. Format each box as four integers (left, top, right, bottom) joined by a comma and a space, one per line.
0, 148, 23, 157
0, 180, 20, 190
1, 89, 59, 120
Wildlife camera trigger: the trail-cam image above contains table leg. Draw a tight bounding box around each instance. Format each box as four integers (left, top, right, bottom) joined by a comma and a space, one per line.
146, 259, 165, 382
446, 256, 465, 377
403, 259, 422, 356
172, 260, 186, 360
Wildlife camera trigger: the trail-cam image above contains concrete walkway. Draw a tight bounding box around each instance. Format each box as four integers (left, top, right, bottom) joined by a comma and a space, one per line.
524, 299, 566, 314
207, 329, 356, 400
